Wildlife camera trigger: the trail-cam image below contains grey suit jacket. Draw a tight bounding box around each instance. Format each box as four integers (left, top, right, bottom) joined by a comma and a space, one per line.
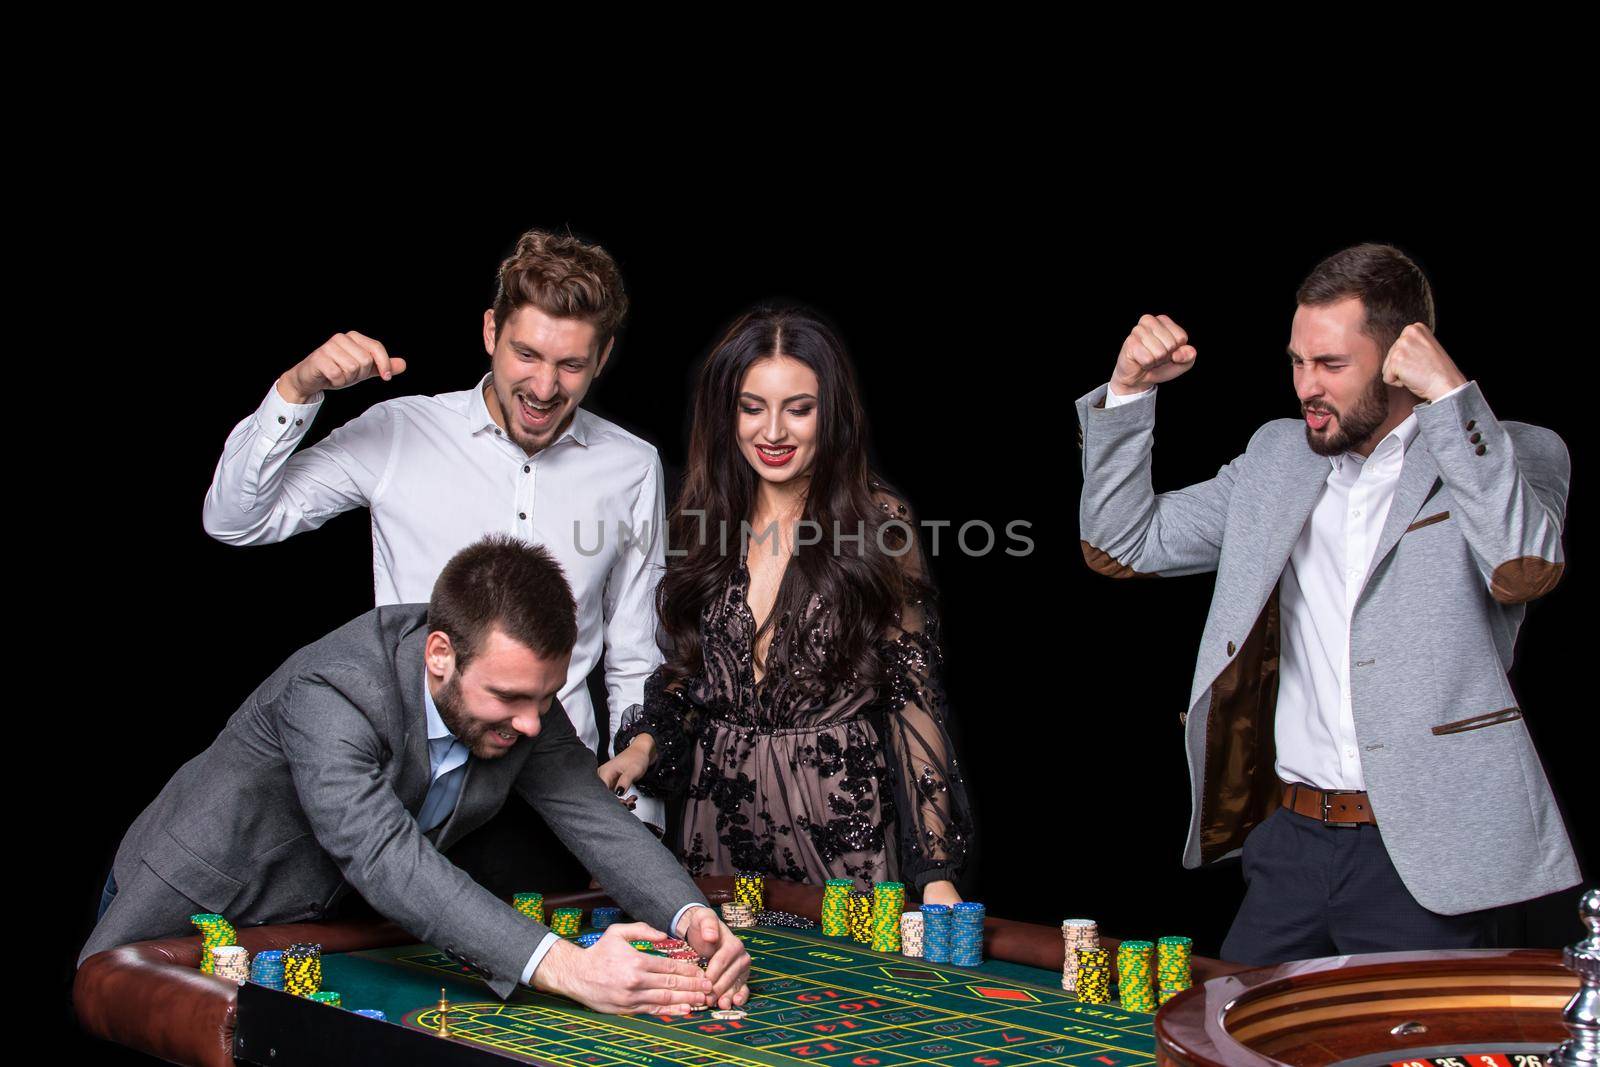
82, 605, 706, 996
1076, 380, 1581, 916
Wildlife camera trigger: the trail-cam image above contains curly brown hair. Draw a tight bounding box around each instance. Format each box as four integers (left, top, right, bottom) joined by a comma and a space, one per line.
492, 228, 630, 349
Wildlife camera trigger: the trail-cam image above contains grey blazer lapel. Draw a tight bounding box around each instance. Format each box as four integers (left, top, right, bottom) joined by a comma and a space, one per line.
1360, 446, 1442, 597
434, 746, 528, 852
1259, 438, 1332, 586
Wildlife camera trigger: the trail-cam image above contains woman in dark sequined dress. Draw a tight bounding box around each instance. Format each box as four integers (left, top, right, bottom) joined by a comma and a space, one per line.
600, 306, 972, 903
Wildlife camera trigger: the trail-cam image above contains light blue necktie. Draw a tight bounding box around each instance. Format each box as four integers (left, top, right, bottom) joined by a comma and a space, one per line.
417, 737, 468, 834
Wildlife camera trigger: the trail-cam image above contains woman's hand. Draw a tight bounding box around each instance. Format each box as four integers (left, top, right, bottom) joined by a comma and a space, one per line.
921, 879, 962, 906
597, 735, 654, 806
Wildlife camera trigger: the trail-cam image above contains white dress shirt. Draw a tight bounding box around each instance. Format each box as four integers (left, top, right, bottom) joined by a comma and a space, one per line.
203, 374, 667, 826
417, 673, 706, 985
1104, 381, 1469, 792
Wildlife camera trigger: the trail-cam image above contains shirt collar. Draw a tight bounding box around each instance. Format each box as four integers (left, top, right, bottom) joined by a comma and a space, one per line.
1329, 410, 1421, 475
469, 373, 590, 448
423, 671, 453, 743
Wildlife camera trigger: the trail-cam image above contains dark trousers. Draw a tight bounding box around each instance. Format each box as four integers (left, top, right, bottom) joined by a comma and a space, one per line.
1221, 807, 1492, 965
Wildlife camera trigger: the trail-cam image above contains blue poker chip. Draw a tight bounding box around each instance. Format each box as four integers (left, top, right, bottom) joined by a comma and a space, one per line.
576, 932, 605, 948
354, 1009, 388, 1021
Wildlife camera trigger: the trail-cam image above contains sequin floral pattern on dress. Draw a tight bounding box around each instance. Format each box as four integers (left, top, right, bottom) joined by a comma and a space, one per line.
616, 490, 973, 891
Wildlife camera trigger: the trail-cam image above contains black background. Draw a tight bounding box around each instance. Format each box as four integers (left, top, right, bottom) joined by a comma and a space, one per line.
54, 173, 1593, 1062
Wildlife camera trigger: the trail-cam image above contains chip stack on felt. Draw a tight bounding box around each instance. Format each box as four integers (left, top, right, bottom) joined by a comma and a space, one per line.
1074, 947, 1111, 1004
950, 902, 985, 967
733, 873, 765, 912
550, 907, 583, 937
898, 911, 924, 957
1060, 919, 1099, 992
353, 1009, 388, 1021
575, 932, 604, 948
847, 890, 873, 944
871, 881, 905, 952
249, 949, 285, 990
1116, 941, 1156, 1012
921, 904, 952, 963
821, 879, 853, 936
211, 945, 250, 984
720, 901, 756, 928
513, 892, 544, 924
590, 906, 621, 930
190, 913, 236, 974
284, 943, 322, 997
1157, 936, 1193, 1004
309, 991, 342, 1007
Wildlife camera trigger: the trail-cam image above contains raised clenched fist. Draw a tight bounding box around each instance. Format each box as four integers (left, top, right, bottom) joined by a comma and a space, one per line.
1382, 322, 1467, 403
277, 331, 408, 405
1111, 314, 1196, 396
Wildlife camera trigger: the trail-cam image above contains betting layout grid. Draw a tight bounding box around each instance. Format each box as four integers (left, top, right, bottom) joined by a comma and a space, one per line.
385, 924, 1160, 1067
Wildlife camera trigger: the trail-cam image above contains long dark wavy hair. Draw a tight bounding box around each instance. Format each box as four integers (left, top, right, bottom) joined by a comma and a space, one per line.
658, 305, 932, 692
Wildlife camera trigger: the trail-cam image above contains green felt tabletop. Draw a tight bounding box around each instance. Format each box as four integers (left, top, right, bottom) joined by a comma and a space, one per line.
317, 924, 1160, 1067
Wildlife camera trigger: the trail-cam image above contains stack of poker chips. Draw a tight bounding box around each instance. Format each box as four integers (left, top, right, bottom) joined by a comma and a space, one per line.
309, 991, 342, 1007
513, 892, 545, 924
1157, 936, 1193, 1004
1116, 941, 1156, 1012
550, 907, 583, 937
921, 904, 952, 963
576, 932, 604, 948
734, 872, 766, 912
284, 943, 322, 997
1060, 919, 1099, 992
590, 906, 622, 930
847, 890, 873, 944
899, 912, 925, 958
720, 901, 756, 928
249, 949, 285, 990
950, 902, 986, 967
821, 879, 853, 937
758, 910, 817, 929
190, 913, 237, 974
871, 882, 905, 953
629, 939, 654, 952
652, 938, 708, 970
1074, 947, 1112, 1004
353, 1009, 388, 1021
210, 945, 251, 984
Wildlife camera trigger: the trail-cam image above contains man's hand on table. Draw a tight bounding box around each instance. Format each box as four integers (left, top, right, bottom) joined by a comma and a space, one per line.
530, 922, 714, 1015
680, 907, 751, 1010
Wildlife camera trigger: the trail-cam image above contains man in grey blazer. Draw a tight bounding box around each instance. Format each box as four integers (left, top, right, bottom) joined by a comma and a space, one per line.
1076, 243, 1582, 964
81, 536, 751, 1013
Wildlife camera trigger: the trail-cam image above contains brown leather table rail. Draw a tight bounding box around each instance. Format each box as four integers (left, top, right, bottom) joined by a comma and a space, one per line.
74, 877, 1242, 1066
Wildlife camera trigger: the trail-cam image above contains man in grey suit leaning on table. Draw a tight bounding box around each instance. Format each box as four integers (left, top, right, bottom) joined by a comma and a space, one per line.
80, 536, 751, 1013
1076, 243, 1582, 964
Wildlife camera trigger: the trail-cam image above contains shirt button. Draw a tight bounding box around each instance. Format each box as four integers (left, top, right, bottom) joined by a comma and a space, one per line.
1470, 432, 1482, 444
519, 512, 528, 520
1352, 509, 1362, 518
1226, 641, 1236, 656
277, 415, 287, 424
524, 465, 531, 473
1475, 444, 1487, 456
1465, 419, 1476, 430
295, 418, 304, 426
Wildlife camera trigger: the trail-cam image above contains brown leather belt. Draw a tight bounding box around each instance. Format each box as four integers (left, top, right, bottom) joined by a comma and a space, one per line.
1280, 779, 1376, 826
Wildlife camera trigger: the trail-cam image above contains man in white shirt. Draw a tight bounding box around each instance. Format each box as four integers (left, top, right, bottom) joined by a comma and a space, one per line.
202, 229, 669, 849
1076, 243, 1578, 963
